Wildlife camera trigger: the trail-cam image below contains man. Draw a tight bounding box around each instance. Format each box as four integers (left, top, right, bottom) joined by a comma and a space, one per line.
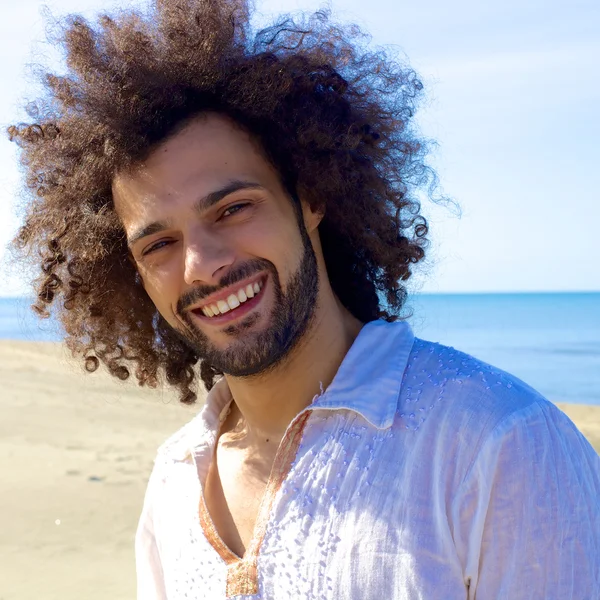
9, 0, 600, 598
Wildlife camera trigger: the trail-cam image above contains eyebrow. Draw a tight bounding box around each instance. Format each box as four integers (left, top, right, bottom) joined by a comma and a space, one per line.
126, 179, 264, 248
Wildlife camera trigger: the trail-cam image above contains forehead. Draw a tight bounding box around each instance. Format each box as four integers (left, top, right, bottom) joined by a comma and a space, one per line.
112, 113, 278, 221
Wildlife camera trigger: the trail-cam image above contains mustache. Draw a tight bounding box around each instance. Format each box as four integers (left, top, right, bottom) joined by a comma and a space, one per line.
176, 258, 274, 315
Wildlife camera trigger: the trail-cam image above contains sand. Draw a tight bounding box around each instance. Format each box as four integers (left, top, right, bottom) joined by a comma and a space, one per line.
1, 340, 599, 600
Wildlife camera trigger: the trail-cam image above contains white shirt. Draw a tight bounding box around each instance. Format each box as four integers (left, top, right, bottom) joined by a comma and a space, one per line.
136, 319, 600, 599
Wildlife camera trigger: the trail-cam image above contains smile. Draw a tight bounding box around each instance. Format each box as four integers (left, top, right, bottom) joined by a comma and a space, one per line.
187, 274, 267, 324
199, 279, 264, 317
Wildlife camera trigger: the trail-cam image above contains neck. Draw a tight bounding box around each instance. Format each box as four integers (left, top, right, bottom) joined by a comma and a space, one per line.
223, 292, 363, 448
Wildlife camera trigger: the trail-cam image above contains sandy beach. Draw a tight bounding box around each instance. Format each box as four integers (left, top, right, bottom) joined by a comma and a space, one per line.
1, 340, 599, 600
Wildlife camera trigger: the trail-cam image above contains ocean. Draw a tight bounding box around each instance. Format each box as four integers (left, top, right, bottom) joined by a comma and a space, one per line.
1, 292, 599, 405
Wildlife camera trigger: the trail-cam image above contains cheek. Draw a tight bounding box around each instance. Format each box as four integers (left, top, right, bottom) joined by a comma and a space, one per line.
241, 226, 301, 287
138, 264, 180, 322
246, 207, 304, 257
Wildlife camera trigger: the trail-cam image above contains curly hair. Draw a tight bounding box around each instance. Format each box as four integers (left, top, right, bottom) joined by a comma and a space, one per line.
8, 0, 434, 402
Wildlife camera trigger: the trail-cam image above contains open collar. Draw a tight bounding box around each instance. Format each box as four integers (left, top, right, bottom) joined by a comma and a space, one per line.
310, 319, 414, 429
165, 319, 414, 461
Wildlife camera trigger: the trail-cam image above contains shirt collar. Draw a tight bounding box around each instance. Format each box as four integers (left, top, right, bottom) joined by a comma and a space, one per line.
165, 319, 414, 460
310, 319, 414, 429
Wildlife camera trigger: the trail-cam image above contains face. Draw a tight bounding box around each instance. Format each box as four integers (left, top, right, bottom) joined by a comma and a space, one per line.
113, 114, 322, 377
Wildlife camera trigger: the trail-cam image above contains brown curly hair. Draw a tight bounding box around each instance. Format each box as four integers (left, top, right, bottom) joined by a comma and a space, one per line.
8, 0, 434, 402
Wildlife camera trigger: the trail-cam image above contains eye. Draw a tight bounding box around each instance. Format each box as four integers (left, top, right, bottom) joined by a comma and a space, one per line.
220, 202, 250, 219
142, 239, 173, 256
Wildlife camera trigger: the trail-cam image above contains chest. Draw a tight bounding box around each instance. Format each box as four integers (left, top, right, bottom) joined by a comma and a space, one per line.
156, 424, 465, 600
203, 441, 277, 558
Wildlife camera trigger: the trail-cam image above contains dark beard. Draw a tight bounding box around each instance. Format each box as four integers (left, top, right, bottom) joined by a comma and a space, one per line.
175, 229, 319, 378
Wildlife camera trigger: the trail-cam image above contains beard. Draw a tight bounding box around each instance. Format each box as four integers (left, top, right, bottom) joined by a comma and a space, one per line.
174, 229, 319, 378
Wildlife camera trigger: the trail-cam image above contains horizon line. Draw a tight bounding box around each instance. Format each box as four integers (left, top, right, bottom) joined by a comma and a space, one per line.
1, 289, 600, 301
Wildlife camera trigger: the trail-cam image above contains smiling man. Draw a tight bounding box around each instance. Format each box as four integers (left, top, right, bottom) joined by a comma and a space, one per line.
9, 0, 600, 599
113, 116, 326, 384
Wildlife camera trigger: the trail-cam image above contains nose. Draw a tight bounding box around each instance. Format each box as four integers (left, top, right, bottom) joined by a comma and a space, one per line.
183, 227, 235, 286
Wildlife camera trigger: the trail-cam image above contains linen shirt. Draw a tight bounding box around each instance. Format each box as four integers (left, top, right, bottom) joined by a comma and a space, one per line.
136, 319, 600, 600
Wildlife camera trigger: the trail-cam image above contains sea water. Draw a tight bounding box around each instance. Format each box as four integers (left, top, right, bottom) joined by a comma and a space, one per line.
406, 292, 600, 405
1, 292, 598, 405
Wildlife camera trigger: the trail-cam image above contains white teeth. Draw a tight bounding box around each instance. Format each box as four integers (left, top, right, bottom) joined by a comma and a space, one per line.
227, 294, 240, 310
200, 280, 264, 318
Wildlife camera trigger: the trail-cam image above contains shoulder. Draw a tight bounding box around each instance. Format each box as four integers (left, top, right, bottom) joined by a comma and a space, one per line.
397, 336, 600, 495
398, 337, 597, 464
401, 336, 547, 427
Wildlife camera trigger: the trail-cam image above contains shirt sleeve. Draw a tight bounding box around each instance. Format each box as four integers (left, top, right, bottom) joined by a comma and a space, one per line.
136, 462, 168, 600
451, 399, 600, 599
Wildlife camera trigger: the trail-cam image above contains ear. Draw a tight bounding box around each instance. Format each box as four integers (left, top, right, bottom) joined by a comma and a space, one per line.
300, 199, 325, 234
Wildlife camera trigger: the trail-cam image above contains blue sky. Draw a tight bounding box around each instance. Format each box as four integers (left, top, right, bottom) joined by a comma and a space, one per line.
0, 0, 598, 295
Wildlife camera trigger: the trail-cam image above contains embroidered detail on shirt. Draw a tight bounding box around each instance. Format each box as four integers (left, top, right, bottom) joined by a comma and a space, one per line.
197, 492, 240, 563
226, 559, 259, 596
198, 410, 312, 598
